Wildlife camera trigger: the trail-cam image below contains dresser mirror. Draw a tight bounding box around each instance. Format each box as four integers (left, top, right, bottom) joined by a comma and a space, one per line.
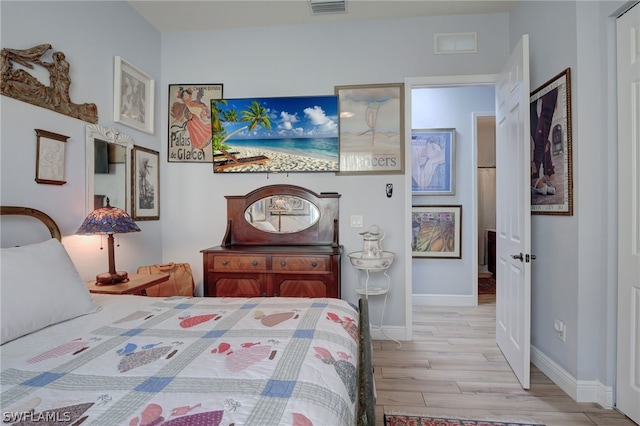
244, 195, 320, 233
221, 184, 340, 246
85, 124, 133, 214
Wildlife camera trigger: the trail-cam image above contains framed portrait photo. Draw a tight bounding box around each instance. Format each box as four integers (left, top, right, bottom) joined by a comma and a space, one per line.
168, 84, 223, 163
411, 128, 456, 195
411, 205, 462, 259
131, 146, 159, 220
335, 83, 404, 175
35, 129, 69, 185
530, 68, 573, 215
114, 56, 155, 135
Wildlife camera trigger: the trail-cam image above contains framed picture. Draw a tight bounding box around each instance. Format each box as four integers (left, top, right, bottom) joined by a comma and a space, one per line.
131, 146, 159, 220
530, 68, 573, 215
334, 83, 404, 175
411, 205, 462, 258
211, 95, 339, 173
114, 56, 155, 135
34, 129, 69, 185
168, 84, 224, 163
411, 128, 456, 194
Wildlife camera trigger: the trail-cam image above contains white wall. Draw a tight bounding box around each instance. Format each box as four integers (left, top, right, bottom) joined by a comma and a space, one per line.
159, 14, 510, 330
509, 0, 627, 393
0, 1, 163, 281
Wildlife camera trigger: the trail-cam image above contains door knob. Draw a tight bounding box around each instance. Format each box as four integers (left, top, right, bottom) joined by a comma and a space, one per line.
511, 253, 523, 261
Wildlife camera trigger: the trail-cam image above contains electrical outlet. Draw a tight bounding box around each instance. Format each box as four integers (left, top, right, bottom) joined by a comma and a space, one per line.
554, 319, 566, 342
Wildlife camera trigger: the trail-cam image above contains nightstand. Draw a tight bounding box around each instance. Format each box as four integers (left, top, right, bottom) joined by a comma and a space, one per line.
86, 273, 170, 295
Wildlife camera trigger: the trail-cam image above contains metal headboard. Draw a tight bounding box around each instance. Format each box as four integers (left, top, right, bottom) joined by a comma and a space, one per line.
0, 206, 61, 241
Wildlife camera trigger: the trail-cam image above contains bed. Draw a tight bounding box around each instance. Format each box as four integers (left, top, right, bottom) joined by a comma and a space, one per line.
0, 206, 375, 425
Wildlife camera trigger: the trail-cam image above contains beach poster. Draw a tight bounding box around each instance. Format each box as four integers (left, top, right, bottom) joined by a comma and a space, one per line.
210, 95, 339, 173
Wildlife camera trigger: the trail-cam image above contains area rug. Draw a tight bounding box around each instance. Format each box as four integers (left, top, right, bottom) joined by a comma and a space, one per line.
478, 277, 496, 294
385, 413, 545, 426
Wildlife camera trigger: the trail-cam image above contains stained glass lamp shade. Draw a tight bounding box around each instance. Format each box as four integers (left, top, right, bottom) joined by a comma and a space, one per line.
76, 199, 140, 285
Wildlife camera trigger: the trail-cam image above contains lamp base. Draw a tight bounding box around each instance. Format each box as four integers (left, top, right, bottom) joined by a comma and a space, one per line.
95, 271, 129, 286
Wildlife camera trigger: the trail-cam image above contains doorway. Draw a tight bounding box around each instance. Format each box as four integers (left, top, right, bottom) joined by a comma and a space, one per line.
476, 114, 496, 296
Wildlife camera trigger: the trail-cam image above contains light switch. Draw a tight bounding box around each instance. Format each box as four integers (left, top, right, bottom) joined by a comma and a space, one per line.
350, 215, 363, 228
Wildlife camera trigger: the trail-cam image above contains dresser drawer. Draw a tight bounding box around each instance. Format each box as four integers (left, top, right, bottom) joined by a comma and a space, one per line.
272, 256, 328, 272
213, 255, 267, 271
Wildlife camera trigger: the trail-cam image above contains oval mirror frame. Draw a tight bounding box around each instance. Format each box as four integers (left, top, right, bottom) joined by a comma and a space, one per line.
85, 124, 133, 215
244, 195, 320, 234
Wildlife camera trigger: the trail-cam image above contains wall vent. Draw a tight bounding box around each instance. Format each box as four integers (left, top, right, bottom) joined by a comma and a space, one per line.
434, 32, 478, 54
309, 0, 347, 14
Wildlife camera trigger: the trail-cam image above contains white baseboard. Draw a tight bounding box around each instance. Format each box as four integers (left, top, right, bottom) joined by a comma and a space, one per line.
370, 325, 405, 342
412, 293, 476, 306
531, 345, 613, 408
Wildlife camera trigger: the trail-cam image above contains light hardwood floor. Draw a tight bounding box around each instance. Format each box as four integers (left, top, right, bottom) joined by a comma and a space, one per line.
372, 294, 636, 426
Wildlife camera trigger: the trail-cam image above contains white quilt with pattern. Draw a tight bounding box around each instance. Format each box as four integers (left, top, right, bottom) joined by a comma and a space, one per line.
1, 295, 359, 426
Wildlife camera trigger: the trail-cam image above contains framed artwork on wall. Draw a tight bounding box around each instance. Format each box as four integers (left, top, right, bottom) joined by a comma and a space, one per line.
411, 205, 462, 258
131, 146, 159, 220
211, 95, 339, 173
34, 129, 69, 185
530, 68, 573, 215
334, 83, 404, 175
411, 128, 456, 195
168, 84, 224, 163
114, 56, 155, 135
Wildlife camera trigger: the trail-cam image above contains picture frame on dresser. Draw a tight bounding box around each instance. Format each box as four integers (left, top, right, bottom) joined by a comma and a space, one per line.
35, 129, 69, 185
114, 56, 155, 135
131, 145, 159, 220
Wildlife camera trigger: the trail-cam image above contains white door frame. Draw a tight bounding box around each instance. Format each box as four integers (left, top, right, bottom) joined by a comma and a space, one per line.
404, 74, 498, 340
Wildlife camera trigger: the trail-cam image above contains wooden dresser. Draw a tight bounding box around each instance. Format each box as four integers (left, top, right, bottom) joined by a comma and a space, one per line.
202, 185, 342, 298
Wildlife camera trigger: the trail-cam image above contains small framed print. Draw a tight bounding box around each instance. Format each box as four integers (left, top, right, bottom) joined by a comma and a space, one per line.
35, 129, 69, 185
411, 205, 462, 258
131, 146, 159, 220
168, 84, 223, 162
114, 56, 155, 135
411, 128, 456, 195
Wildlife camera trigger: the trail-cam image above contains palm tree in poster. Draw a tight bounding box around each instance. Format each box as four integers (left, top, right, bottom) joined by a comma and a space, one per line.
138, 157, 154, 209
211, 100, 272, 169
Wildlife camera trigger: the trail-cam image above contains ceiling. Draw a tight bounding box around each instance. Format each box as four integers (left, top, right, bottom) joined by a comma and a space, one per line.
128, 0, 516, 33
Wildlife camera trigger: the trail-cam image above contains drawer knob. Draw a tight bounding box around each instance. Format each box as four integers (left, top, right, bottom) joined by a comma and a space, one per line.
221, 260, 229, 266
252, 260, 258, 266
311, 262, 318, 267
280, 261, 287, 267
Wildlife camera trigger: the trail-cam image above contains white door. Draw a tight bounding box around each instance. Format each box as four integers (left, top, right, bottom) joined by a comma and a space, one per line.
616, 3, 640, 423
495, 35, 532, 389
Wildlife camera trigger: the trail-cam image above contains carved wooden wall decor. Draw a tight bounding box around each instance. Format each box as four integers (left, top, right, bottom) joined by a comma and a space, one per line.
1, 44, 98, 123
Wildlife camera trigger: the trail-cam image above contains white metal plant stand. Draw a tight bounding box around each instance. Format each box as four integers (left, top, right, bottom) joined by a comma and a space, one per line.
348, 251, 401, 347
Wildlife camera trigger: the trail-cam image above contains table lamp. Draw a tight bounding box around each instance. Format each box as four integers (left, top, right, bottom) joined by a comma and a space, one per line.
76, 198, 141, 285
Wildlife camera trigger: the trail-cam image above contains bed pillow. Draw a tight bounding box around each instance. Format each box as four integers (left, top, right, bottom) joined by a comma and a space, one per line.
1, 238, 100, 344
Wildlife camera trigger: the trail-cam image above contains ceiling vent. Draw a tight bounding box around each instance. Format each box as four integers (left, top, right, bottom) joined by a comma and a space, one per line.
309, 0, 347, 15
